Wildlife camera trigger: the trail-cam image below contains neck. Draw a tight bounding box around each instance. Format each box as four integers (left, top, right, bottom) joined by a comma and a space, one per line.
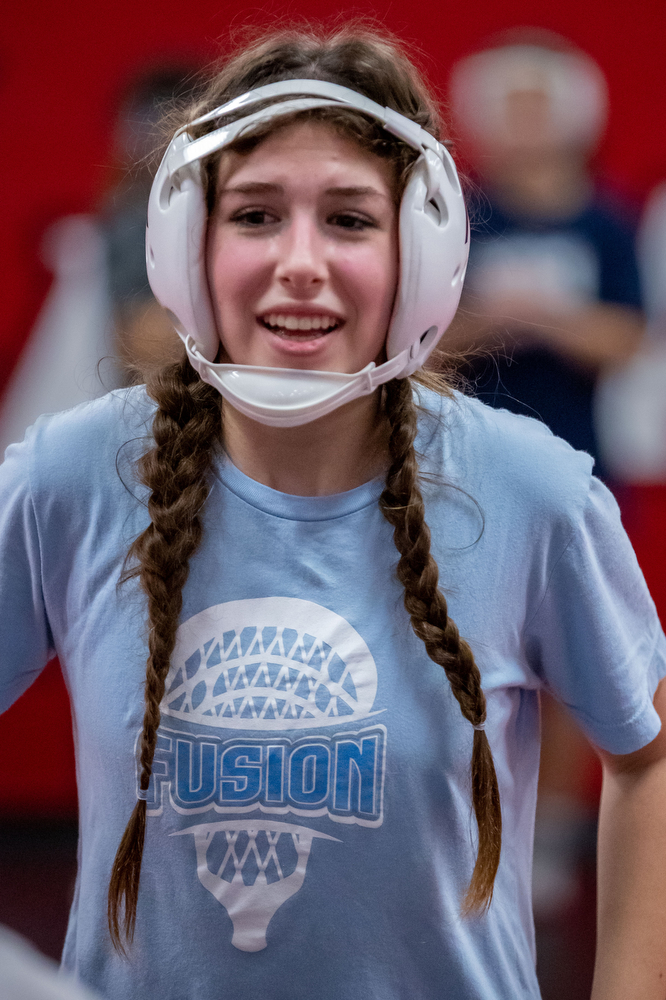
483, 149, 591, 220
221, 390, 389, 496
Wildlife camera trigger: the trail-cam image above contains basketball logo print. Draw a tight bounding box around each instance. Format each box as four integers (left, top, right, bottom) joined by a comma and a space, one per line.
162, 597, 379, 730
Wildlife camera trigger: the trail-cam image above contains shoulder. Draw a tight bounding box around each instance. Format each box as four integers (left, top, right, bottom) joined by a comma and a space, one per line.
31, 384, 154, 448
1, 386, 156, 501
414, 385, 595, 528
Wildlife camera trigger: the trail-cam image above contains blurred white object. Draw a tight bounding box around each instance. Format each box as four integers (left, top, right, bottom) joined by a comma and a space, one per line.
0, 216, 121, 458
595, 340, 666, 482
595, 186, 666, 483
0, 925, 100, 1000
638, 182, 666, 324
450, 43, 608, 151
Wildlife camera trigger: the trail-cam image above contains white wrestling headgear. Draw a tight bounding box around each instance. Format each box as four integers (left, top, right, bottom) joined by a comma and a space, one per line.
146, 79, 469, 427
450, 44, 608, 151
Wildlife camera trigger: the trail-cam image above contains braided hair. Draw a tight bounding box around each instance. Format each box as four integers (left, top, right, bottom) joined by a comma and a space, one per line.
380, 377, 501, 912
108, 358, 221, 950
108, 24, 501, 951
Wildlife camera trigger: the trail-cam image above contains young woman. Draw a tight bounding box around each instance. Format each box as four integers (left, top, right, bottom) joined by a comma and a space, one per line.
1, 27, 665, 1000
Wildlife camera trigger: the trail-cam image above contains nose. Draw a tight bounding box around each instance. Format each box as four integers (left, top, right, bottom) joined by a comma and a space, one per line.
274, 212, 327, 296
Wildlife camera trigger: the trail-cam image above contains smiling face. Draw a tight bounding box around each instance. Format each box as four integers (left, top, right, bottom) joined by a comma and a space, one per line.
206, 120, 399, 374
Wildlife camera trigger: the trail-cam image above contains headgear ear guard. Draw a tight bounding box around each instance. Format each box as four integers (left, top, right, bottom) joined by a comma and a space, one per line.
146, 79, 469, 427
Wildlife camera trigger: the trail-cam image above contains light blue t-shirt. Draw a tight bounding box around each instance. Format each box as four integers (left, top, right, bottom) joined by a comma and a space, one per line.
1, 385, 664, 1000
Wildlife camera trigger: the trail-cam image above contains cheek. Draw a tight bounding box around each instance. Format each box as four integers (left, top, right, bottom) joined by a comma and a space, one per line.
207, 230, 270, 316
338, 242, 398, 320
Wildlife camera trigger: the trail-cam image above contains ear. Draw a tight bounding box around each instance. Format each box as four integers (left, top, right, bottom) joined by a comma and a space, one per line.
386, 151, 468, 376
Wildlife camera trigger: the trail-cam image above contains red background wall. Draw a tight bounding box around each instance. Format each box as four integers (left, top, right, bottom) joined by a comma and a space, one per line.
1, 0, 665, 815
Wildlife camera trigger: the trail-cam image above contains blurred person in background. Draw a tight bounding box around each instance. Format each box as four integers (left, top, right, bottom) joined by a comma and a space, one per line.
0, 66, 194, 458
446, 32, 646, 924
447, 32, 644, 478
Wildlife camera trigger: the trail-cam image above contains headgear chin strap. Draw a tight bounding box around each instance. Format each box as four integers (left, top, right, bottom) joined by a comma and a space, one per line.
146, 79, 469, 427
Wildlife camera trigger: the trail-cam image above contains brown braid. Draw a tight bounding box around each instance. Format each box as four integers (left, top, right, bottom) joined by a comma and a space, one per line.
108, 356, 222, 951
379, 378, 502, 912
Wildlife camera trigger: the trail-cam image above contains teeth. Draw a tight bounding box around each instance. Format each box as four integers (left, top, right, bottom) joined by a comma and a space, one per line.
262, 314, 339, 332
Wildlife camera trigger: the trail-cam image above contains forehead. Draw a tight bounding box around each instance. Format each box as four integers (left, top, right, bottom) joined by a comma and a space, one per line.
216, 120, 395, 194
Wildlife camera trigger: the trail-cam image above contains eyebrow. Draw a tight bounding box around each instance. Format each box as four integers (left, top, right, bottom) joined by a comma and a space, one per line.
220, 182, 388, 199
220, 182, 281, 195
325, 186, 387, 198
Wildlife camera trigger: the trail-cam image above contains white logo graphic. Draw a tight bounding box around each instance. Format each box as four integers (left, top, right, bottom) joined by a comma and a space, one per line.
162, 597, 379, 730
174, 820, 339, 952
158, 598, 385, 951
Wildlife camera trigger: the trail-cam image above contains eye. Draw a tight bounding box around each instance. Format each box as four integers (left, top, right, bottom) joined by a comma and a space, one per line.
231, 208, 279, 227
329, 212, 376, 231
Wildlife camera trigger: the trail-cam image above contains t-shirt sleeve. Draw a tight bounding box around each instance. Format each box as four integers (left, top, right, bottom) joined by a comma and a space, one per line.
525, 475, 666, 754
0, 433, 55, 712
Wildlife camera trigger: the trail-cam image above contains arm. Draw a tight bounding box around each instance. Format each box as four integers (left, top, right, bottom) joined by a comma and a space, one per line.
0, 435, 54, 712
592, 677, 666, 1000
445, 293, 644, 373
